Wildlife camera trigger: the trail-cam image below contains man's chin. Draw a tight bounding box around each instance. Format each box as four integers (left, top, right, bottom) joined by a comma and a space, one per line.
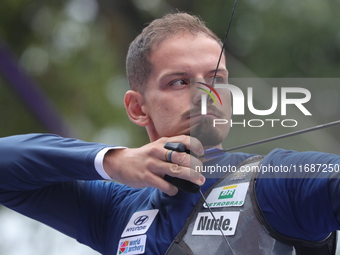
190, 119, 224, 147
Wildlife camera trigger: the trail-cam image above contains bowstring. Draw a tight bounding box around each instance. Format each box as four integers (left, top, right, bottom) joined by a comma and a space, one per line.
195, 0, 239, 136
212, 0, 239, 86
195, 1, 239, 254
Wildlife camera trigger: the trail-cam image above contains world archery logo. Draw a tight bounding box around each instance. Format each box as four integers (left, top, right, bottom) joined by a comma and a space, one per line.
119, 241, 129, 254
196, 82, 223, 106
117, 235, 146, 255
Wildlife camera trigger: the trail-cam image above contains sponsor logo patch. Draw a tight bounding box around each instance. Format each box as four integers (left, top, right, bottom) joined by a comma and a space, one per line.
204, 182, 249, 208
117, 235, 146, 255
192, 212, 240, 236
122, 209, 158, 238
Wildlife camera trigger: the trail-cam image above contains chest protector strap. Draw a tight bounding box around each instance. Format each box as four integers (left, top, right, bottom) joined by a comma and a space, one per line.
165, 155, 337, 255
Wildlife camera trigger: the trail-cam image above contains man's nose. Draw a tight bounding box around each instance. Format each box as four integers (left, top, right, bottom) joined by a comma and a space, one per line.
191, 79, 214, 107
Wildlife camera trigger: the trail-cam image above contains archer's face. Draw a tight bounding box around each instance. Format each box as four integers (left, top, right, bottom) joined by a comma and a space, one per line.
143, 32, 232, 147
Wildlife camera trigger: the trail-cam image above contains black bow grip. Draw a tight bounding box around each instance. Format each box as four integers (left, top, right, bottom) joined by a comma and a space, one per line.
163, 142, 200, 193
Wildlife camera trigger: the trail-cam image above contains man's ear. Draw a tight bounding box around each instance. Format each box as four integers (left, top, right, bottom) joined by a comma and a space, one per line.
124, 90, 150, 127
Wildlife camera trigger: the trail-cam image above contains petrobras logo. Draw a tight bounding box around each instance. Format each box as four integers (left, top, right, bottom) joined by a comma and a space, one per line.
192, 212, 240, 236
218, 185, 237, 199
204, 183, 249, 209
117, 235, 146, 255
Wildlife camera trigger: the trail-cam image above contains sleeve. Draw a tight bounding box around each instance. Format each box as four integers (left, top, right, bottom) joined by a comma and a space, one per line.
95, 146, 126, 179
255, 148, 340, 242
0, 133, 121, 252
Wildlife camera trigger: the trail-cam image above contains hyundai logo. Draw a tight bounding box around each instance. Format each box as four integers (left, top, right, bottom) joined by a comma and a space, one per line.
134, 215, 149, 225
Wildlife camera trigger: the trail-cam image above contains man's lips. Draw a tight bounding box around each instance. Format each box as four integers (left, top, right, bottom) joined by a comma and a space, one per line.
189, 110, 225, 119
182, 107, 225, 120
190, 112, 222, 119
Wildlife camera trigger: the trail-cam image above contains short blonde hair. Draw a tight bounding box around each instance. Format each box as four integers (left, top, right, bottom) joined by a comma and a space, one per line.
126, 12, 222, 93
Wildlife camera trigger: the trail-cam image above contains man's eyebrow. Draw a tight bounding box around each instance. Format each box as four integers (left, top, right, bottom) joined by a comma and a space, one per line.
162, 72, 188, 78
207, 68, 228, 75
160, 69, 228, 80
163, 69, 227, 76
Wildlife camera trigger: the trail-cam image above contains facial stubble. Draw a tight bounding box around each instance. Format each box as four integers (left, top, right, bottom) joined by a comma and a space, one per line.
190, 117, 224, 146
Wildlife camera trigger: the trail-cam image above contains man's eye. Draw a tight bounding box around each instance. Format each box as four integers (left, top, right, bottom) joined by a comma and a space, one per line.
170, 79, 188, 87
212, 76, 227, 84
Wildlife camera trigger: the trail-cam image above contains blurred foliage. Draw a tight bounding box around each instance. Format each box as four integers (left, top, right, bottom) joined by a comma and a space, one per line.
1, 1, 340, 254
0, 0, 340, 152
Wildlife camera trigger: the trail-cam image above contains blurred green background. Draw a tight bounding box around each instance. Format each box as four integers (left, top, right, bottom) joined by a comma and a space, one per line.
1, 0, 339, 153
0, 0, 340, 254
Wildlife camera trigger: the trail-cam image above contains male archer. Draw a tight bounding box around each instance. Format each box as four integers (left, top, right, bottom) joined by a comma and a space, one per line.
0, 12, 340, 255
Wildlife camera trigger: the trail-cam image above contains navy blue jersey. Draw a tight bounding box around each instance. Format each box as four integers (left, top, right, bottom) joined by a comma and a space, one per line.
0, 134, 339, 254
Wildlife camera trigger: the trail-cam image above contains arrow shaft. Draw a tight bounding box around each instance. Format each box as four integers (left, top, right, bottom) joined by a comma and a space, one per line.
200, 120, 340, 158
